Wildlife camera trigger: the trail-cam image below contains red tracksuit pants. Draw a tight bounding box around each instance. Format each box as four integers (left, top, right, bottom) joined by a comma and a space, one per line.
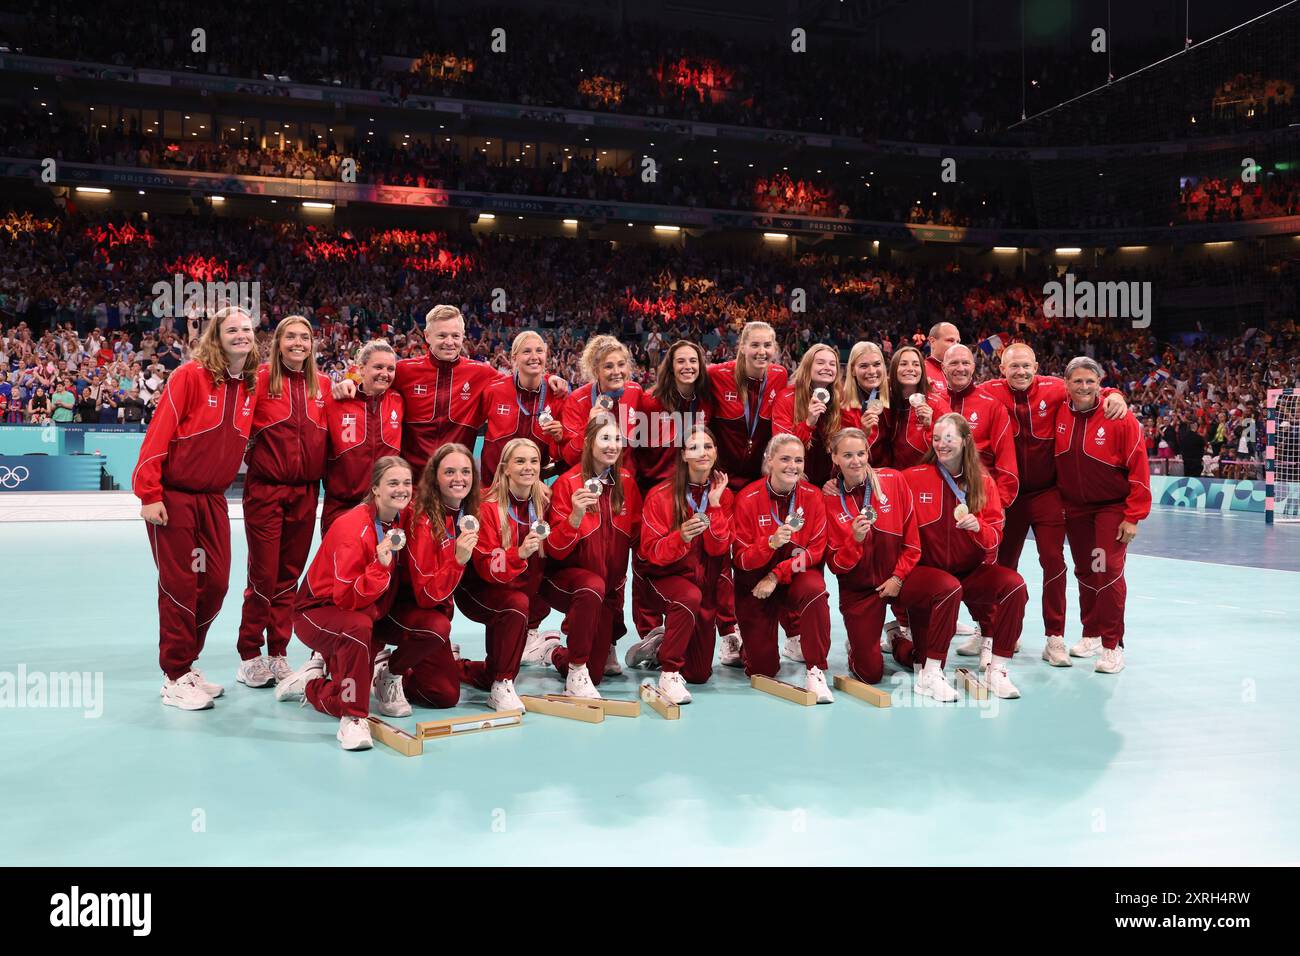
146, 488, 232, 680
634, 565, 738, 641
542, 565, 626, 686
294, 602, 445, 718
453, 582, 543, 689
639, 572, 719, 683
1064, 502, 1129, 648
998, 486, 1068, 636
839, 569, 962, 683
238, 477, 319, 660
733, 567, 831, 677
891, 564, 1028, 666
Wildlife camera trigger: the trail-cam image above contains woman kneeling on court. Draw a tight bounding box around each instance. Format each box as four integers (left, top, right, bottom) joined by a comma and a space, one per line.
900, 414, 1028, 701
540, 415, 642, 699
824, 428, 955, 686
455, 437, 552, 713
278, 456, 433, 750
731, 433, 834, 702
624, 425, 732, 704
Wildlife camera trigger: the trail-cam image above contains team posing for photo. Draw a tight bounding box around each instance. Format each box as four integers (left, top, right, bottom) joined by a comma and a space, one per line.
132, 304, 1151, 750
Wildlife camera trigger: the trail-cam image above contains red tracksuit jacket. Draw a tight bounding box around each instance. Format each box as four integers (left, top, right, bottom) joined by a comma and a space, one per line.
132, 361, 257, 504
323, 385, 404, 504
544, 464, 642, 576
631, 390, 712, 489
925, 356, 947, 397
1053, 403, 1152, 523
731, 478, 828, 584
823, 469, 921, 589
636, 479, 734, 583
903, 464, 1004, 576
393, 354, 505, 472
771, 386, 836, 487
559, 381, 644, 469
944, 382, 1019, 508
878, 390, 950, 470
403, 510, 469, 611
706, 361, 789, 485
470, 492, 545, 593
296, 501, 404, 618
481, 375, 565, 481
245, 365, 330, 484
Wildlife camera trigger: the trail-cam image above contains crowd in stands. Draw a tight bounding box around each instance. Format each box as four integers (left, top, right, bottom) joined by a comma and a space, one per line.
1178, 170, 1300, 223
9, 0, 1297, 146
1, 208, 1294, 479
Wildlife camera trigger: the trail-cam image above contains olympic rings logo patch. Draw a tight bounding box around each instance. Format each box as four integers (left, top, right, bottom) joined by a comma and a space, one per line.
0, 466, 31, 489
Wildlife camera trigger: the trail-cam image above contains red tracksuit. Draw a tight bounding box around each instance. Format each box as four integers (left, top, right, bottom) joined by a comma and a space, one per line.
731, 479, 831, 676
393, 354, 505, 475
133, 361, 256, 680
902, 465, 1027, 664
542, 465, 641, 685
455, 493, 549, 689
631, 390, 712, 496
840, 403, 890, 467
293, 502, 437, 719
706, 362, 789, 491
877, 391, 950, 470
635, 479, 734, 683
238, 365, 330, 661
321, 384, 403, 535
925, 356, 947, 397
772, 387, 837, 487
398, 510, 473, 708
823, 470, 960, 683
480, 375, 565, 482
1054, 403, 1151, 649
559, 381, 645, 470
945, 383, 1019, 508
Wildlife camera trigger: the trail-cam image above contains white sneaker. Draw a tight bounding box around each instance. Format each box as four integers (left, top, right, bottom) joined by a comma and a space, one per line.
565, 663, 601, 699
603, 644, 623, 676
236, 655, 275, 688
372, 646, 391, 683
1041, 635, 1072, 667
451, 643, 462, 662
915, 662, 959, 702
267, 655, 293, 683
658, 670, 692, 705
718, 630, 744, 667
955, 624, 984, 656
985, 659, 1021, 699
372, 662, 413, 717
337, 716, 373, 751
624, 626, 665, 669
1095, 646, 1125, 674
954, 621, 978, 637
488, 678, 524, 712
978, 636, 993, 670
189, 666, 224, 698
161, 671, 214, 710
520, 628, 547, 665
275, 653, 326, 702
780, 635, 805, 663
806, 666, 834, 704
1070, 636, 1103, 658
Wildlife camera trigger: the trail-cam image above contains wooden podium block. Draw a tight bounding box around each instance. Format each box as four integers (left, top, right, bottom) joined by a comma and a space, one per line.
367, 717, 423, 757
750, 674, 816, 706
544, 694, 640, 718
832, 674, 892, 708
416, 710, 524, 740
519, 695, 605, 723
955, 667, 989, 700
639, 682, 681, 720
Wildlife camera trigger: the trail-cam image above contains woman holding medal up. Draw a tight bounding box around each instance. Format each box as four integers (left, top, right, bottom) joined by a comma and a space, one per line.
838, 341, 890, 465
901, 414, 1028, 701
480, 331, 567, 483
879, 345, 949, 470
540, 415, 642, 698
454, 438, 553, 713
560, 335, 643, 472
276, 456, 417, 751
772, 343, 842, 488
624, 425, 732, 704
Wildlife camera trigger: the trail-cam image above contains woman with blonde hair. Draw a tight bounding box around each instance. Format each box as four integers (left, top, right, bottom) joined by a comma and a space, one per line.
237, 315, 331, 689
559, 333, 643, 470
772, 343, 842, 487
480, 330, 567, 482
839, 340, 890, 464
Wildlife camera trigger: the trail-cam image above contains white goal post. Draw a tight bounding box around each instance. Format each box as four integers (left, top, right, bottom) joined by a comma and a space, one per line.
1267, 388, 1300, 525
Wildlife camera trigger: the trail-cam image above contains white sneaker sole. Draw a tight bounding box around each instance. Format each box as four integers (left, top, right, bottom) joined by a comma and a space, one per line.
161, 692, 214, 711
236, 673, 274, 688
1042, 651, 1073, 667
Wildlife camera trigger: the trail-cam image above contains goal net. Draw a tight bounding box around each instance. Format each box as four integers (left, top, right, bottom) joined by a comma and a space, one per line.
1267, 388, 1300, 524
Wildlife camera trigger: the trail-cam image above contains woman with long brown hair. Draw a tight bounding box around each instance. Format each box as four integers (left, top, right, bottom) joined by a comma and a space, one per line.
133, 305, 259, 711
878, 345, 950, 470
900, 413, 1028, 701
237, 315, 330, 690
624, 425, 732, 703
772, 343, 842, 487
538, 415, 642, 698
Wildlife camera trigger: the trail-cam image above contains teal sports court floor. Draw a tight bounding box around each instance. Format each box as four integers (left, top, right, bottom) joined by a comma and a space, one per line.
2, 507, 1297, 865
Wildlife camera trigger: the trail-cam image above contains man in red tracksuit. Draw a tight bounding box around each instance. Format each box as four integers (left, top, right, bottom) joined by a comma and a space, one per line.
133, 307, 258, 710
982, 343, 1128, 665
1054, 356, 1151, 675
322, 343, 403, 535
941, 346, 1019, 508
237, 328, 330, 685
924, 322, 960, 398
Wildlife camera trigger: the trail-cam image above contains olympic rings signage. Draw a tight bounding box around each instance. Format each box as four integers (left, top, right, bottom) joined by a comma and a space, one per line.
0, 466, 30, 489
